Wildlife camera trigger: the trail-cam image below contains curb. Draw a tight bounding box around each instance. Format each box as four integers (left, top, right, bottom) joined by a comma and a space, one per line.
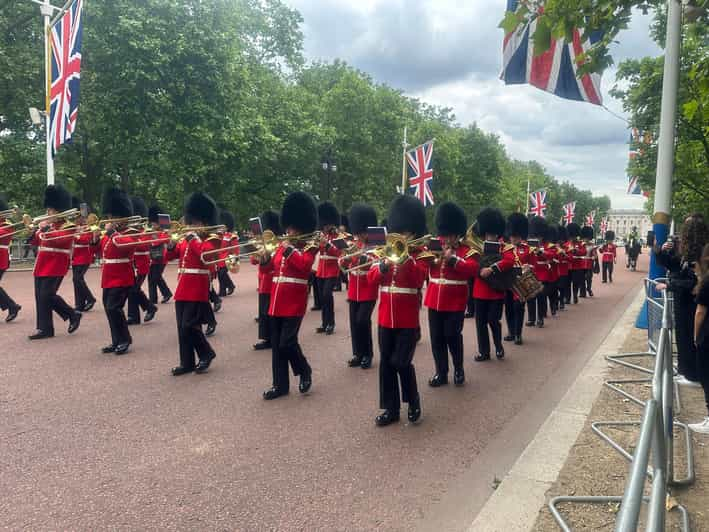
466, 286, 646, 532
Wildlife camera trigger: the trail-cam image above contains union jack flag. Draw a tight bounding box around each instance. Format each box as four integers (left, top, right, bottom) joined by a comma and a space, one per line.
562, 201, 576, 225
627, 176, 643, 195
627, 129, 651, 197
585, 210, 596, 227
600, 217, 608, 235
48, 0, 84, 156
501, 0, 603, 105
529, 189, 547, 218
406, 141, 435, 207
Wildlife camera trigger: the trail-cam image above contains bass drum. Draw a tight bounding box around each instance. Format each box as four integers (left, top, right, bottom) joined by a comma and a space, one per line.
512, 268, 543, 302
479, 253, 517, 292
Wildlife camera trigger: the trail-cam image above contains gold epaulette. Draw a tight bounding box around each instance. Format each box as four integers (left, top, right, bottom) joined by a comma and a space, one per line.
503, 243, 515, 252
206, 233, 221, 242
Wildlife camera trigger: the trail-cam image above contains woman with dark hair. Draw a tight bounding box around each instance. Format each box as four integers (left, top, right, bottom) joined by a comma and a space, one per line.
657, 214, 709, 386
689, 243, 709, 434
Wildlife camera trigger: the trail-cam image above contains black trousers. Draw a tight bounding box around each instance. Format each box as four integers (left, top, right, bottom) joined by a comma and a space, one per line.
602, 262, 614, 282
319, 276, 337, 327
558, 275, 571, 305
271, 316, 311, 393
585, 269, 593, 293
72, 264, 95, 309
675, 295, 698, 381
527, 291, 547, 323
428, 309, 464, 376
349, 300, 376, 361
148, 263, 172, 304
310, 273, 321, 308
474, 298, 503, 356
0, 270, 19, 311
128, 273, 154, 322
217, 266, 235, 296
697, 344, 709, 415
378, 326, 419, 412
466, 278, 475, 316
258, 293, 271, 341
34, 276, 74, 334
103, 286, 131, 346
546, 281, 559, 314
504, 291, 525, 337
175, 300, 214, 369
571, 270, 586, 300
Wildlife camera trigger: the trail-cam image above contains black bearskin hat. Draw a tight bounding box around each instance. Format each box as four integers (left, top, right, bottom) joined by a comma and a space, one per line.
529, 216, 548, 239
281, 192, 317, 233
71, 196, 81, 210
317, 201, 340, 229
605, 230, 615, 241
557, 225, 569, 243
130, 196, 148, 218
581, 225, 594, 240
387, 195, 427, 238
435, 201, 467, 237
44, 184, 72, 211
221, 210, 235, 232
0, 195, 8, 212
349, 203, 378, 235
260, 210, 282, 235
567, 222, 581, 239
102, 187, 133, 218
184, 192, 218, 226
546, 223, 559, 243
340, 214, 349, 232
477, 207, 505, 238
148, 205, 161, 223
507, 213, 529, 240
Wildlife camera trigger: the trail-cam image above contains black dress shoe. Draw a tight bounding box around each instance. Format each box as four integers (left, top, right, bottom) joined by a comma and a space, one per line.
114, 343, 131, 355
144, 307, 158, 323
213, 300, 222, 313
325, 325, 335, 335
299, 373, 312, 394
101, 345, 116, 353
205, 323, 217, 337
504, 335, 515, 342
226, 287, 235, 296
601, 280, 607, 283
565, 299, 571, 305
428, 374, 448, 387
161, 295, 172, 304
254, 316, 260, 322
83, 300, 96, 312
514, 336, 523, 346
315, 326, 326, 334
525, 321, 535, 327
126, 318, 139, 326
588, 290, 594, 297
496, 348, 505, 360
348, 356, 362, 367
195, 352, 216, 374
464, 312, 474, 319
68, 312, 82, 334
536, 320, 544, 328
172, 366, 194, 376
263, 387, 288, 400
253, 340, 271, 351
415, 329, 422, 343
579, 294, 587, 299
375, 410, 400, 427
6, 305, 20, 323
474, 353, 491, 362
310, 306, 322, 311
454, 369, 465, 386
573, 297, 579, 304
360, 357, 372, 369
408, 396, 422, 423
29, 330, 54, 340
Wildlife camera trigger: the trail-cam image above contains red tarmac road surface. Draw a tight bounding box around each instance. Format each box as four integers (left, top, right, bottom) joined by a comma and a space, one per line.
1, 251, 647, 531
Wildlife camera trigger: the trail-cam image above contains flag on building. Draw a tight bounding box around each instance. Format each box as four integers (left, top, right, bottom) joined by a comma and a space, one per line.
529, 189, 548, 218
48, 0, 84, 156
501, 0, 603, 105
562, 202, 576, 225
406, 140, 435, 207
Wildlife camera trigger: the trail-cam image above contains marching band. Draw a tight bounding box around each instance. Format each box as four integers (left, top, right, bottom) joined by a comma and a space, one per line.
0, 185, 619, 426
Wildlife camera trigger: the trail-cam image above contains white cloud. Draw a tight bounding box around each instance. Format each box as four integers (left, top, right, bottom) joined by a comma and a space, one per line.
285, 0, 661, 209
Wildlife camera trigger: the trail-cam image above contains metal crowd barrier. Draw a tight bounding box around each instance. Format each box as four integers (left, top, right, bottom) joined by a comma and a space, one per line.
549, 280, 694, 531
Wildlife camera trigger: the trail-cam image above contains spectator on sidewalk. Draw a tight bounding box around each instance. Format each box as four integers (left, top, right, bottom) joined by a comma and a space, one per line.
689, 243, 709, 434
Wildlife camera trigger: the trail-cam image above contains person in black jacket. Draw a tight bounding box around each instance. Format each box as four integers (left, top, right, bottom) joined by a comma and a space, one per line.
656, 214, 708, 385
689, 244, 709, 434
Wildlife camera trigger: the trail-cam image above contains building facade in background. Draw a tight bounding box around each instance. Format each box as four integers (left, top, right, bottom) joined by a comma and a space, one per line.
606, 209, 652, 239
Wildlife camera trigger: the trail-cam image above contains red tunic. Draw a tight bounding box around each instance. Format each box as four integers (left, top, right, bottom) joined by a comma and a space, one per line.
202, 235, 222, 276
99, 231, 138, 289
469, 244, 515, 300
269, 243, 318, 318
0, 222, 12, 271
251, 254, 274, 295
581, 242, 595, 270
32, 223, 76, 277
218, 232, 239, 269
72, 230, 98, 267
568, 241, 587, 271
339, 240, 378, 302
531, 244, 557, 283
129, 230, 152, 276
424, 243, 476, 312
511, 242, 531, 301
557, 244, 570, 276
148, 231, 169, 266
367, 256, 427, 329
316, 238, 342, 279
169, 235, 211, 302
600, 243, 617, 263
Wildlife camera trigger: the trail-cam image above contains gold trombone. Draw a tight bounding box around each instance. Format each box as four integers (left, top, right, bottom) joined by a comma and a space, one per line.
344, 233, 432, 273
0, 206, 20, 219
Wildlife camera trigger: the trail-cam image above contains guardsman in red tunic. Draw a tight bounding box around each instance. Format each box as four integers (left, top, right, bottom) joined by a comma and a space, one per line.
315, 201, 342, 335
262, 192, 318, 400
29, 184, 82, 340
556, 225, 571, 308
425, 202, 475, 387
469, 207, 515, 362
338, 203, 379, 369
526, 217, 554, 327
202, 231, 222, 336
581, 225, 597, 297
126, 197, 158, 325
504, 213, 530, 346
566, 223, 586, 303
252, 210, 280, 351
217, 210, 238, 297
367, 195, 428, 427
0, 195, 21, 322
545, 224, 562, 316
601, 230, 617, 283
70, 197, 98, 312
147, 204, 173, 305
167, 192, 219, 375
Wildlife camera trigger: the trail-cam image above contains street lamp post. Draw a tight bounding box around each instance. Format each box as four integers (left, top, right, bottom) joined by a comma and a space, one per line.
321, 149, 337, 201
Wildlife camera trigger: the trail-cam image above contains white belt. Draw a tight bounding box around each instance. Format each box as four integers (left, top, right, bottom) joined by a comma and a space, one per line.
74, 244, 90, 249
0, 245, 9, 250
429, 278, 467, 286
536, 261, 550, 265
102, 258, 130, 265
320, 255, 338, 260
381, 286, 418, 295
134, 251, 150, 256
178, 268, 210, 275
273, 276, 308, 285
39, 246, 71, 255
349, 270, 368, 277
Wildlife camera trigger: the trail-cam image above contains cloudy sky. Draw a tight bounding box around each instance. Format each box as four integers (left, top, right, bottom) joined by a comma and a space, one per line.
284, 0, 662, 210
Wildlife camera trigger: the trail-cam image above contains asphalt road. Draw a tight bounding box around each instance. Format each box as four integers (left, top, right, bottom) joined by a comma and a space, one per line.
0, 250, 647, 531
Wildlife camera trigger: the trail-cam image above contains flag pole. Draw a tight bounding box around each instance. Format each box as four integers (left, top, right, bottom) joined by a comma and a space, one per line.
41, 0, 55, 186
400, 126, 408, 195
525, 175, 530, 215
